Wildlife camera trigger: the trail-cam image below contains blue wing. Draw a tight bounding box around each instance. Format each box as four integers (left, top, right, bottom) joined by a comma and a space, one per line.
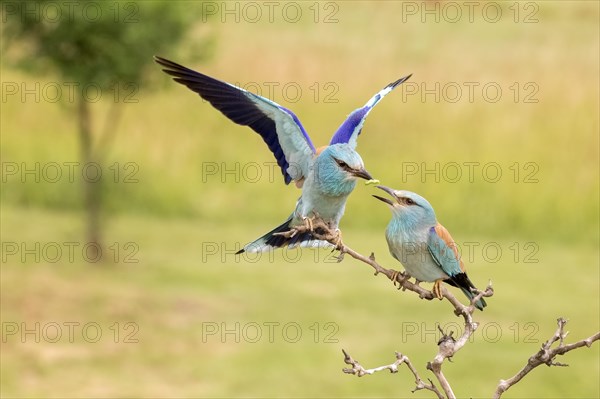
427, 224, 487, 310
426, 225, 463, 278
329, 74, 411, 148
155, 56, 315, 184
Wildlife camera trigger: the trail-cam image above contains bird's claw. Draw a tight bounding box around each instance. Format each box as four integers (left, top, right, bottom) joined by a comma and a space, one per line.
302, 216, 314, 231
432, 279, 444, 300
302, 212, 323, 232
390, 270, 404, 288
390, 271, 397, 287
391, 271, 413, 289
333, 229, 343, 251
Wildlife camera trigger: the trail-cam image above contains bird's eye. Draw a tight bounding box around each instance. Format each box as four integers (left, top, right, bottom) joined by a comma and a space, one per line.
336, 160, 348, 168
405, 198, 415, 205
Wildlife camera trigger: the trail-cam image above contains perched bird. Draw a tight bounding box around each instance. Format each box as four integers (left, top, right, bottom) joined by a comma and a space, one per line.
155, 56, 411, 253
373, 186, 487, 310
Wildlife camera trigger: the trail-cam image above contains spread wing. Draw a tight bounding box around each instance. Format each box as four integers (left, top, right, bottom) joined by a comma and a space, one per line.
427, 223, 465, 277
155, 56, 315, 184
329, 74, 411, 148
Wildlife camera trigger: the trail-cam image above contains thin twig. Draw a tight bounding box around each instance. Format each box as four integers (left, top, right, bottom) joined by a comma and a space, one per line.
341, 349, 444, 398
493, 318, 600, 398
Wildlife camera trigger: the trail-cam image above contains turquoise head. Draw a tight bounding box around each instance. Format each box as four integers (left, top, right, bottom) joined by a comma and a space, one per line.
312, 144, 373, 197
373, 186, 437, 230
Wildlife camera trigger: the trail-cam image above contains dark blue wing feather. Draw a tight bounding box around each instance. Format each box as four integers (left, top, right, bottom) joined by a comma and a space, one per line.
155, 56, 315, 184
329, 108, 369, 146
330, 74, 412, 148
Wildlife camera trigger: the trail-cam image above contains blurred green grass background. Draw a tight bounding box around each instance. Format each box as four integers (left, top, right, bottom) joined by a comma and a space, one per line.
1, 1, 599, 398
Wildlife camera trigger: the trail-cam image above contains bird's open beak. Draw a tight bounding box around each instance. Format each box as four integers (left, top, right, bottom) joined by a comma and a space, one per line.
372, 185, 396, 206
351, 168, 374, 181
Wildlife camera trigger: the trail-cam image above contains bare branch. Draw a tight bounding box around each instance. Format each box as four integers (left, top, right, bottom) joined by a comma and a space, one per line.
341, 349, 444, 398
493, 318, 600, 398
288, 221, 597, 398
287, 220, 493, 398
291, 219, 494, 308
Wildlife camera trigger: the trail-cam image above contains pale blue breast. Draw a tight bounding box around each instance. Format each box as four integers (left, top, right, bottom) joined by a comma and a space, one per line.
386, 223, 449, 282
294, 191, 349, 228
293, 161, 357, 228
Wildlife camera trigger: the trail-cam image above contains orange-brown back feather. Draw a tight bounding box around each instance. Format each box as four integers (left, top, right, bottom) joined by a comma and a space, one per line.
434, 223, 466, 273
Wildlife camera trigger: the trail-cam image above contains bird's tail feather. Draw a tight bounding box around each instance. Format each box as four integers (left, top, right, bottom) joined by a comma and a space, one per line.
445, 274, 487, 311
459, 287, 487, 311
236, 215, 334, 254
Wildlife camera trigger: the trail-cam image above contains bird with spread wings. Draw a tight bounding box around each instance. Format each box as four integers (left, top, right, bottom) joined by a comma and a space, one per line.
155, 56, 410, 253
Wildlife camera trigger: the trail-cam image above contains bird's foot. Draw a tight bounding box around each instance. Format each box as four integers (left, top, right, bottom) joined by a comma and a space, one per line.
302, 216, 314, 231
302, 211, 323, 232
273, 228, 297, 238
390, 270, 407, 288
332, 228, 344, 251
432, 279, 444, 300
390, 270, 400, 286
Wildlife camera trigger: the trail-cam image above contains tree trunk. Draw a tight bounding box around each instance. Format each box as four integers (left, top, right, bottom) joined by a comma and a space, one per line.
78, 94, 102, 263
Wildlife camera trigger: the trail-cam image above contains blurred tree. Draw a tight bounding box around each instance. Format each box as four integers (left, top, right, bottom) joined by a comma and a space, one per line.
2, 0, 212, 261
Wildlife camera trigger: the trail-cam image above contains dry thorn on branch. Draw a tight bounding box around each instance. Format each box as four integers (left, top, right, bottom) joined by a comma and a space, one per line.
341, 349, 444, 399
493, 318, 600, 398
